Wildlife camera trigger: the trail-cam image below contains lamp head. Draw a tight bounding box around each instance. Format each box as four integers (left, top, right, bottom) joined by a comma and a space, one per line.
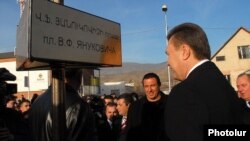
162, 4, 167, 12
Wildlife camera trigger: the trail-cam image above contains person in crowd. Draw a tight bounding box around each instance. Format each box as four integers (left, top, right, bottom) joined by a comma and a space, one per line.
110, 93, 117, 99
17, 99, 30, 114
236, 72, 250, 124
17, 98, 30, 119
30, 93, 38, 105
29, 68, 98, 141
103, 95, 114, 105
0, 67, 30, 141
96, 102, 119, 141
164, 22, 243, 141
88, 95, 106, 126
116, 93, 134, 141
4, 95, 16, 109
126, 72, 168, 141
83, 95, 94, 104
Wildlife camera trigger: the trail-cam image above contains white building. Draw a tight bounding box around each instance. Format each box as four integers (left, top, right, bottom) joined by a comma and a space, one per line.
101, 81, 134, 95
0, 52, 50, 99
1, 52, 109, 99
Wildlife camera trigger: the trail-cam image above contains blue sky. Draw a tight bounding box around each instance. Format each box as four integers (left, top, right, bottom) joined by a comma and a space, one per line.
1, 0, 250, 64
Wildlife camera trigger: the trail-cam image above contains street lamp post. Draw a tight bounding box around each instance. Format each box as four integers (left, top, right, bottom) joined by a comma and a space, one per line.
162, 4, 171, 93
162, 4, 168, 40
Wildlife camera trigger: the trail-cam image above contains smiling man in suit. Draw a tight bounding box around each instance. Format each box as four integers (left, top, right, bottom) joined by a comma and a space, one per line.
164, 22, 243, 141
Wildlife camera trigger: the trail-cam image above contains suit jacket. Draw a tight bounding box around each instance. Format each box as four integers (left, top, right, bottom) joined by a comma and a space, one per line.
164, 61, 243, 141
239, 99, 250, 125
115, 116, 127, 141
96, 119, 118, 141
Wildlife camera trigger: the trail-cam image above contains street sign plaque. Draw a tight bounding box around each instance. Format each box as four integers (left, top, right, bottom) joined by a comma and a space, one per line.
16, 0, 122, 70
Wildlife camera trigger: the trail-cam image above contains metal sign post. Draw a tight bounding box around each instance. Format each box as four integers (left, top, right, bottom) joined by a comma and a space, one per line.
50, 2, 65, 141
16, 1, 121, 140
51, 66, 66, 141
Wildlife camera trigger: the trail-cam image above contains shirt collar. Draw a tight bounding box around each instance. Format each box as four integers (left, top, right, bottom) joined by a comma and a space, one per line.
246, 101, 250, 108
186, 59, 209, 78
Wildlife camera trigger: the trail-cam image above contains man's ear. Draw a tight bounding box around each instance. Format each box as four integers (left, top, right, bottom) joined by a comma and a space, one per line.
181, 44, 191, 60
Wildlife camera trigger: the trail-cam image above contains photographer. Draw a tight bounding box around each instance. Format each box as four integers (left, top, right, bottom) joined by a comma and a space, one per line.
0, 68, 30, 141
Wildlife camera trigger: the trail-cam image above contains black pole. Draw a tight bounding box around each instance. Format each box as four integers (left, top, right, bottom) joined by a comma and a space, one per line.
51, 1, 65, 141
51, 66, 66, 141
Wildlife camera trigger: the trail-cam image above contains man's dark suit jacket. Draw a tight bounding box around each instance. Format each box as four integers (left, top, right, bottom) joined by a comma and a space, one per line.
164, 61, 243, 141
96, 118, 120, 141
239, 99, 250, 125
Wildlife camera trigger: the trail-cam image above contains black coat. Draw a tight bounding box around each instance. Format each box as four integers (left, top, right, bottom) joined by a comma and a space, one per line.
0, 107, 30, 141
29, 85, 97, 141
126, 92, 168, 141
164, 61, 243, 141
96, 116, 120, 141
239, 98, 250, 125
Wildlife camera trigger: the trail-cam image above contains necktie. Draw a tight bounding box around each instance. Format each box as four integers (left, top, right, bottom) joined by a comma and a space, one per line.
108, 120, 112, 129
121, 117, 127, 130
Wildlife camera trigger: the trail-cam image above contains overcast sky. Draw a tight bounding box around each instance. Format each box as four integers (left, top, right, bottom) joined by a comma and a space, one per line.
1, 0, 250, 63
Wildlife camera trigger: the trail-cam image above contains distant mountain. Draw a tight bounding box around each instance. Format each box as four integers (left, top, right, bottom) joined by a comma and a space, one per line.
99, 62, 174, 94
100, 62, 167, 75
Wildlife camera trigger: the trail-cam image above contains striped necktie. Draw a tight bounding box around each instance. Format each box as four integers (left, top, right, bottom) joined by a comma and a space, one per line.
121, 117, 127, 130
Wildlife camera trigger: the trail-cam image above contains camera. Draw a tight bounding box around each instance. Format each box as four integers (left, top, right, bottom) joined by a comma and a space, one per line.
0, 82, 17, 95
0, 68, 17, 96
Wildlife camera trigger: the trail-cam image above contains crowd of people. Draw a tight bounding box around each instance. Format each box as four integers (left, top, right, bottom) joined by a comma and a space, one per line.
4, 95, 31, 118
0, 68, 32, 141
0, 22, 250, 141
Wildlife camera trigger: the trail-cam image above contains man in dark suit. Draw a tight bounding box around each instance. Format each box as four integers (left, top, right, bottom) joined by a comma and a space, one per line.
164, 23, 243, 141
96, 102, 119, 141
236, 73, 250, 124
116, 93, 135, 141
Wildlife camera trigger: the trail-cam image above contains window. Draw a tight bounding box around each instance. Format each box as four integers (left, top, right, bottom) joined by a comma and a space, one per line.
216, 56, 225, 61
24, 76, 29, 87
238, 45, 250, 59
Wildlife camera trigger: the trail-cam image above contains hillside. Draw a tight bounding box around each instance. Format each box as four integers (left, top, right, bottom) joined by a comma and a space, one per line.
99, 62, 174, 94
100, 62, 166, 75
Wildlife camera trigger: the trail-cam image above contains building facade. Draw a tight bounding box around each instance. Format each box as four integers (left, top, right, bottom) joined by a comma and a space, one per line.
211, 27, 250, 90
100, 81, 134, 96
0, 52, 101, 99
0, 52, 50, 99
